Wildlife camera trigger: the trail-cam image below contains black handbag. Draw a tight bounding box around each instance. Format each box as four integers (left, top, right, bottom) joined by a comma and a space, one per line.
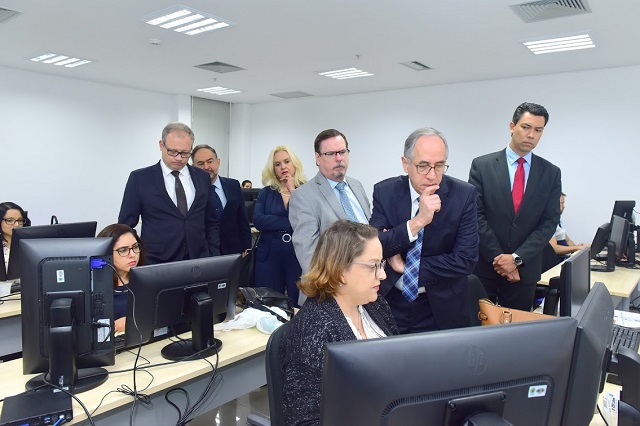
236, 287, 293, 322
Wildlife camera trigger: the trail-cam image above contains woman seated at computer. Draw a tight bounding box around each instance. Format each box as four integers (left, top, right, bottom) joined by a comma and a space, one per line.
97, 224, 145, 334
1, 201, 28, 273
253, 145, 307, 307
281, 220, 398, 425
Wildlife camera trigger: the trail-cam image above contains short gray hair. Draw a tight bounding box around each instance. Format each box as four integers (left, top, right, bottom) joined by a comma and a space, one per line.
403, 127, 448, 160
161, 122, 195, 144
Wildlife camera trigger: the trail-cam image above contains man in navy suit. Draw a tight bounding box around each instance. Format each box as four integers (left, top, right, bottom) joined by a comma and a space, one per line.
191, 144, 252, 255
370, 127, 479, 333
118, 123, 220, 264
468, 102, 561, 311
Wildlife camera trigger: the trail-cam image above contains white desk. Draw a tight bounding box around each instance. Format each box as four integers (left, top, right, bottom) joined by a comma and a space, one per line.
0, 327, 269, 425
0, 295, 21, 358
539, 262, 640, 310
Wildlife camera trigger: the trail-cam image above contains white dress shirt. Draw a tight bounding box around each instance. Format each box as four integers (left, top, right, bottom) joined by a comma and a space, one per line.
159, 161, 196, 210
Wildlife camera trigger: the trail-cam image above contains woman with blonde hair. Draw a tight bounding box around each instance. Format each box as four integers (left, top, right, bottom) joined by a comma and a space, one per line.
281, 220, 398, 425
253, 145, 307, 306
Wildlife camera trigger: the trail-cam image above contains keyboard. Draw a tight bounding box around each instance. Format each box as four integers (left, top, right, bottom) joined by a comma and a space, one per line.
114, 334, 126, 352
610, 324, 640, 355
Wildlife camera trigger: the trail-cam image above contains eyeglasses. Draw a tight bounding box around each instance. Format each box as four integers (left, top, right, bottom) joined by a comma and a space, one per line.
406, 158, 449, 175
2, 218, 25, 226
351, 260, 387, 277
114, 243, 142, 257
319, 149, 350, 158
163, 143, 192, 159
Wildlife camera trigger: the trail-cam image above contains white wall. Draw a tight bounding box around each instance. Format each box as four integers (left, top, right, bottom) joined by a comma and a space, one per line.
1, 65, 175, 231
235, 64, 640, 243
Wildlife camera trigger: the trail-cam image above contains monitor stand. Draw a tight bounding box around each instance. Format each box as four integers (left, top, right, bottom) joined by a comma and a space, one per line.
591, 241, 616, 272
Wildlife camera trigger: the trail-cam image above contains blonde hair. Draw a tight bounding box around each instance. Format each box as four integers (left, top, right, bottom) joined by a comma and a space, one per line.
261, 145, 307, 190
298, 220, 379, 301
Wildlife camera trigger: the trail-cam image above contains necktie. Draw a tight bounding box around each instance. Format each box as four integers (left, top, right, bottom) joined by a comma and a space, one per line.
335, 181, 358, 222
211, 185, 223, 220
171, 170, 188, 217
512, 157, 525, 214
403, 199, 423, 302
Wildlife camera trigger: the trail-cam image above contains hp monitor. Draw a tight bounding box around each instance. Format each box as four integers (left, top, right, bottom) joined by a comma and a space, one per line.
321, 317, 578, 426
7, 221, 97, 280
123, 254, 242, 360
20, 238, 115, 393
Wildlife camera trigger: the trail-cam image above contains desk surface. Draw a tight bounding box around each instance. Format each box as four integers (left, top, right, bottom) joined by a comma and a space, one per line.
0, 327, 269, 425
0, 294, 20, 319
539, 261, 640, 299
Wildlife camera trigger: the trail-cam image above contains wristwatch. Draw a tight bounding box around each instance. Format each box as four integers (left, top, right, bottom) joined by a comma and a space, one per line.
512, 253, 523, 266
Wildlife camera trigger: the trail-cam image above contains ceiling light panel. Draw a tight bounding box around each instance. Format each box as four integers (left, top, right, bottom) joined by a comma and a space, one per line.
523, 34, 595, 54
319, 68, 373, 80
197, 86, 241, 95
142, 5, 235, 36
30, 53, 93, 68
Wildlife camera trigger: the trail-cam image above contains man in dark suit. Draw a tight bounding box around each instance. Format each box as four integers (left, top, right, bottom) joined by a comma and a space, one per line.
468, 102, 561, 311
118, 122, 220, 264
191, 144, 252, 255
370, 127, 479, 333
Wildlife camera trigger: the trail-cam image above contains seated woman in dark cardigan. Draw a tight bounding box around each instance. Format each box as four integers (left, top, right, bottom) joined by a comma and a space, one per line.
281, 220, 399, 425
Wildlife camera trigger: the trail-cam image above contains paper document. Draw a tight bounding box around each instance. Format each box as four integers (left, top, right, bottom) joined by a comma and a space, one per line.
614, 309, 640, 328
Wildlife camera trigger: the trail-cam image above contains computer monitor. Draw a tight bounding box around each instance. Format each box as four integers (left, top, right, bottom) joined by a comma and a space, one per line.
241, 188, 261, 203
545, 247, 591, 317
7, 221, 97, 281
123, 254, 242, 360
20, 238, 115, 393
561, 282, 614, 425
612, 200, 636, 224
610, 214, 630, 260
321, 318, 578, 426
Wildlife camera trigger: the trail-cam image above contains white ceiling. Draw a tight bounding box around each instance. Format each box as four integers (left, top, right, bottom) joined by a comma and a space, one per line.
1, 0, 638, 104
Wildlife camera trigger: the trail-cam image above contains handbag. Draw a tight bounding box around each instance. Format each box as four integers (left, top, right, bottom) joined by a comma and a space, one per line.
236, 286, 294, 322
477, 298, 555, 326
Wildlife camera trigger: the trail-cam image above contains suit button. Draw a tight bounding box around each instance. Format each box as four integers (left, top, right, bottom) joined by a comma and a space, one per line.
512, 222, 517, 227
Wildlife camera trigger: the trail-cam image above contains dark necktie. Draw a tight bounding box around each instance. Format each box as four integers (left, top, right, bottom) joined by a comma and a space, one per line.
335, 181, 358, 222
403, 198, 422, 302
171, 170, 188, 217
512, 157, 525, 213
211, 185, 223, 220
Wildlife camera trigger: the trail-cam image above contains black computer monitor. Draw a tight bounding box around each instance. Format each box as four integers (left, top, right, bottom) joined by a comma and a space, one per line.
7, 221, 97, 281
610, 214, 630, 260
241, 188, 261, 202
548, 247, 591, 317
562, 282, 614, 425
321, 318, 578, 426
20, 238, 115, 393
612, 200, 636, 224
123, 254, 242, 360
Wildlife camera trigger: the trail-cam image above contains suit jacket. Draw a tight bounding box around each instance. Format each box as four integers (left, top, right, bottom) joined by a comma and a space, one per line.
217, 176, 252, 255
369, 174, 479, 330
468, 149, 561, 283
118, 162, 220, 264
282, 295, 398, 426
289, 171, 371, 274
252, 186, 294, 262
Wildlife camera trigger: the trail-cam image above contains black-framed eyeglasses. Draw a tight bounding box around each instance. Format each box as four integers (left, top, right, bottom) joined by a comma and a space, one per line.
163, 143, 192, 159
319, 149, 350, 158
406, 158, 449, 175
351, 260, 387, 277
114, 243, 142, 257
2, 218, 25, 226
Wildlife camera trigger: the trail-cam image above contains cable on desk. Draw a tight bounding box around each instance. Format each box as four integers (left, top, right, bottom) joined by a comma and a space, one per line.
596, 404, 611, 426
43, 377, 95, 426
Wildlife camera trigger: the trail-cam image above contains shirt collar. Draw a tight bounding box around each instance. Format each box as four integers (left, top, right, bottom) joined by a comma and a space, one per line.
407, 178, 420, 203
506, 146, 532, 165
160, 160, 187, 177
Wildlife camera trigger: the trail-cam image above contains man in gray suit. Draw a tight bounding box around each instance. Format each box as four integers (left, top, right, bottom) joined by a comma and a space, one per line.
290, 129, 371, 296
468, 102, 561, 311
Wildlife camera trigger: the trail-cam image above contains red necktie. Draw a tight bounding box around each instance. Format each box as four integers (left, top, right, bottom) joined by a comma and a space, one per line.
512, 157, 525, 213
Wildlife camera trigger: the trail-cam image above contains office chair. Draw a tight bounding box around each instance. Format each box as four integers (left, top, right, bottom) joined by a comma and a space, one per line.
467, 274, 488, 326
247, 320, 290, 426
533, 243, 562, 309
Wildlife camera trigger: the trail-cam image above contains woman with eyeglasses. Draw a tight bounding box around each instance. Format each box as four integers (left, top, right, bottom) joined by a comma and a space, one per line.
282, 220, 398, 426
253, 145, 307, 306
97, 224, 145, 334
1, 201, 28, 273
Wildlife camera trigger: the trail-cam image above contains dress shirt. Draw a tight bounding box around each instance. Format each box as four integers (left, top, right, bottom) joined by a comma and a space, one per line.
211, 177, 227, 209
160, 161, 196, 210
344, 305, 387, 340
506, 146, 532, 190
327, 177, 368, 224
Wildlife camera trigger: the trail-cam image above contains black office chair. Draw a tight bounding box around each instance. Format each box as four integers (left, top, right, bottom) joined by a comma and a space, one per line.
247, 320, 290, 426
467, 274, 488, 327
533, 243, 562, 309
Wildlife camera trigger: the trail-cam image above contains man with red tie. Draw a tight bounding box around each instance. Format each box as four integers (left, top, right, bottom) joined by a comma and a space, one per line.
468, 103, 561, 311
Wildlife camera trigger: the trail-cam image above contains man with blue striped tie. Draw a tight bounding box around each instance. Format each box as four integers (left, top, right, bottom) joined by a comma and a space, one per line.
370, 127, 479, 333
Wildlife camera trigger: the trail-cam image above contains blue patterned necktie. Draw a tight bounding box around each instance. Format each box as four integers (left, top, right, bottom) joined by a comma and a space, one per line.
335, 181, 358, 222
211, 185, 223, 220
403, 199, 423, 302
